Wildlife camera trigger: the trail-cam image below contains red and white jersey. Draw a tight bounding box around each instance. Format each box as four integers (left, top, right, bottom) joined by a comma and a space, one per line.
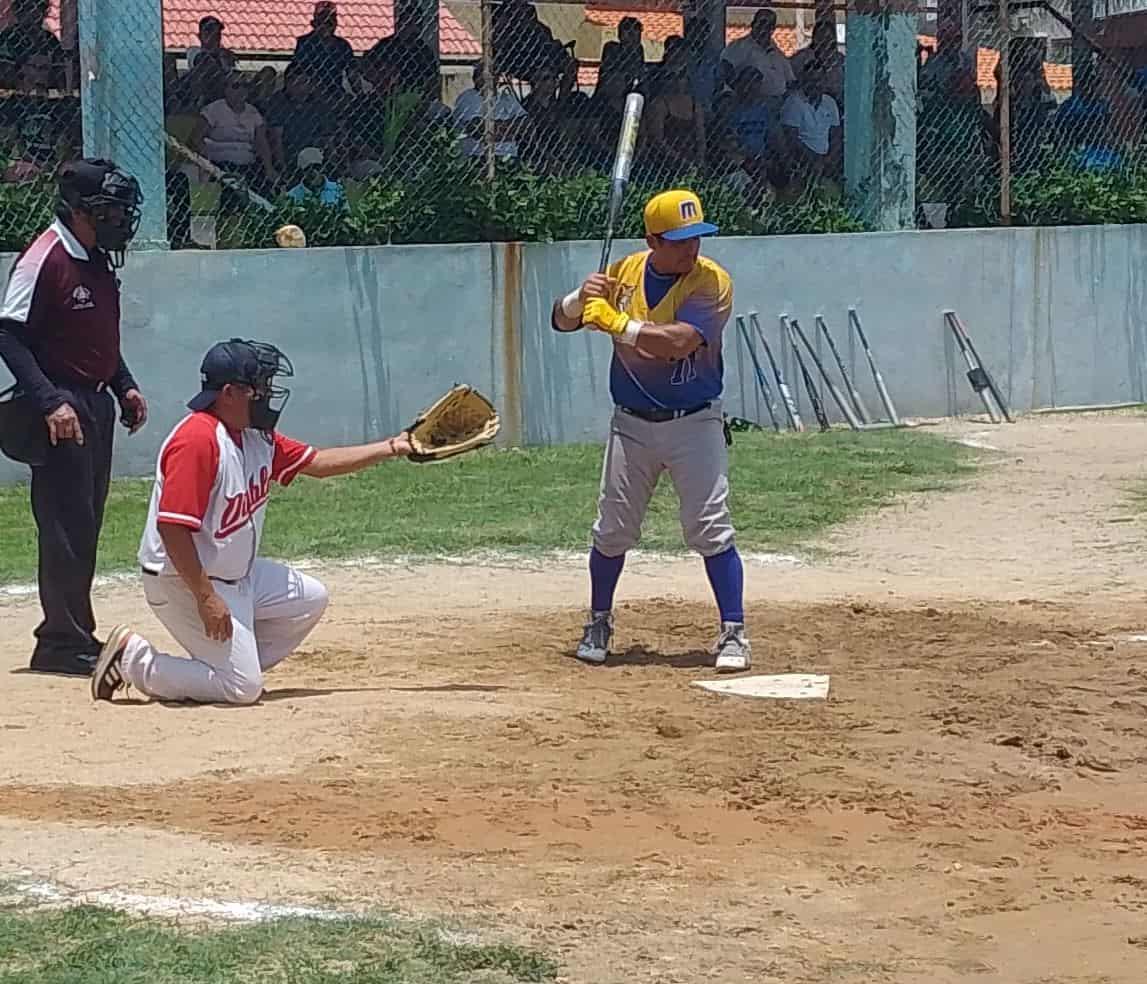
138, 412, 316, 582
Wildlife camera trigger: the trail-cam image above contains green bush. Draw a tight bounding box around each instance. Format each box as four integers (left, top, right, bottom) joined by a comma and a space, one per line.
0, 177, 56, 252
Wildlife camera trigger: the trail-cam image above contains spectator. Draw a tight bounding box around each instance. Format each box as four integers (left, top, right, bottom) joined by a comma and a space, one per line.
0, 0, 63, 89
293, 2, 358, 107
918, 16, 973, 110
374, 21, 439, 101
917, 65, 989, 206
250, 66, 279, 114
781, 66, 841, 184
720, 10, 794, 116
682, 14, 721, 115
715, 65, 779, 196
186, 16, 236, 73
600, 16, 646, 93
286, 146, 347, 208
791, 20, 843, 109
646, 45, 707, 170
2, 51, 80, 184
451, 63, 528, 161
265, 62, 334, 175
181, 49, 229, 108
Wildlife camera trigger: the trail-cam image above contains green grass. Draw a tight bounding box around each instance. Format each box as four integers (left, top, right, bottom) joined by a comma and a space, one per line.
0, 904, 558, 983
0, 430, 973, 585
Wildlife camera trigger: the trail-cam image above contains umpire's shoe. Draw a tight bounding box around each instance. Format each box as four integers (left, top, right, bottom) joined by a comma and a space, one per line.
29, 651, 96, 677
575, 612, 612, 665
91, 624, 134, 701
714, 622, 752, 673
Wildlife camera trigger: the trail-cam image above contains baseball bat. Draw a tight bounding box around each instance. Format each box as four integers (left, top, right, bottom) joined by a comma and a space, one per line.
783, 316, 830, 432
749, 311, 801, 431
735, 315, 780, 431
165, 133, 277, 213
848, 308, 900, 427
598, 92, 644, 274
946, 311, 1013, 423
944, 311, 1001, 423
816, 315, 870, 424
791, 318, 861, 431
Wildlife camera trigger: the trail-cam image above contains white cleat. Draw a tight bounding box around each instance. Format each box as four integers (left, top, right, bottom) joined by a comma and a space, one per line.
575, 612, 613, 665
714, 622, 752, 673
90, 624, 134, 701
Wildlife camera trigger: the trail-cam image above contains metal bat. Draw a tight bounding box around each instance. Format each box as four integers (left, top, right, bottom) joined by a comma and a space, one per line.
598, 92, 644, 273
735, 315, 780, 432
945, 311, 1013, 423
816, 315, 870, 424
783, 316, 830, 432
848, 308, 900, 427
791, 318, 861, 431
749, 312, 801, 431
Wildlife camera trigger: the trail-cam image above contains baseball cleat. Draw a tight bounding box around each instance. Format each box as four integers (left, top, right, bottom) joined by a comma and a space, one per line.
90, 624, 134, 701
714, 622, 752, 673
575, 612, 613, 665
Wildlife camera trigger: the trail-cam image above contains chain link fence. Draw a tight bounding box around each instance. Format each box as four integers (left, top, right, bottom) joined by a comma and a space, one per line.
1, 0, 1146, 249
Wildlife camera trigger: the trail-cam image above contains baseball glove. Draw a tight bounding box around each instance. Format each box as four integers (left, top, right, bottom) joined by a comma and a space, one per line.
405, 385, 500, 463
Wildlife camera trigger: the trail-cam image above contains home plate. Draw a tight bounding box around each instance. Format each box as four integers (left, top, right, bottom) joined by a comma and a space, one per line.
692, 674, 830, 700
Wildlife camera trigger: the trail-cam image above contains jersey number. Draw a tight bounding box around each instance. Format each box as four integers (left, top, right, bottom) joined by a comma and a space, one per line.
670, 352, 698, 386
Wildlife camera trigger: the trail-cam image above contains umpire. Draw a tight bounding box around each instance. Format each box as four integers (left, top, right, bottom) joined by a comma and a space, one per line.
0, 159, 147, 676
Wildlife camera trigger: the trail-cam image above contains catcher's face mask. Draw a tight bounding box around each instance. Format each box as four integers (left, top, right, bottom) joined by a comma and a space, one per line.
187, 339, 294, 434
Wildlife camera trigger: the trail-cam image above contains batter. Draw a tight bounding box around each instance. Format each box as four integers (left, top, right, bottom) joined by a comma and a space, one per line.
90, 337, 413, 705
550, 188, 751, 671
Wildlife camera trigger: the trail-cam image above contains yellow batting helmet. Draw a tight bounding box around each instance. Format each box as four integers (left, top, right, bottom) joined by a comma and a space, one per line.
643, 188, 720, 241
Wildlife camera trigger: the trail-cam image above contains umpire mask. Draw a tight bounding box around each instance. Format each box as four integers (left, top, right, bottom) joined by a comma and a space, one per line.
57, 159, 143, 267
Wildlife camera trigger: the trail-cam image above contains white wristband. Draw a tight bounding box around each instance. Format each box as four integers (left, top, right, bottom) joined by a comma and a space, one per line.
559, 290, 584, 319
615, 319, 642, 347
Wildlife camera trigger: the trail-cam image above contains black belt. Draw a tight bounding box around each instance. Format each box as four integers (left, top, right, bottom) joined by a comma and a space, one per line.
619, 402, 710, 423
141, 566, 239, 586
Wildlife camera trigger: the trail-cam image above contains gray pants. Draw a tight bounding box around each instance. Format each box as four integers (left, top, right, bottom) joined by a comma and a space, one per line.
592, 402, 734, 558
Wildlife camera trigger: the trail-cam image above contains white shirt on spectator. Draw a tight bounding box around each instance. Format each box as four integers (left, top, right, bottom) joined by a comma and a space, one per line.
781, 90, 840, 155
720, 37, 795, 99
452, 86, 526, 158
201, 99, 264, 166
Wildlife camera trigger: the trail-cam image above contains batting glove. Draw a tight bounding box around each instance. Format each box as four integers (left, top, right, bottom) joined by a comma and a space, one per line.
583, 299, 632, 336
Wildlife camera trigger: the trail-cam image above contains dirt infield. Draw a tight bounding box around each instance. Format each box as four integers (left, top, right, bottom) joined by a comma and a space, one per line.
3, 415, 1147, 983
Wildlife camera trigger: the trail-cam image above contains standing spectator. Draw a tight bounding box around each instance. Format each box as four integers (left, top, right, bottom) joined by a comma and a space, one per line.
293, 2, 358, 108
646, 46, 707, 171
1, 50, 80, 183
918, 15, 973, 111
265, 62, 334, 175
781, 67, 841, 185
186, 16, 236, 73
451, 63, 528, 161
720, 9, 794, 116
0, 159, 148, 676
791, 20, 844, 109
374, 21, 439, 101
683, 14, 721, 116
600, 16, 646, 93
286, 147, 347, 209
0, 0, 63, 89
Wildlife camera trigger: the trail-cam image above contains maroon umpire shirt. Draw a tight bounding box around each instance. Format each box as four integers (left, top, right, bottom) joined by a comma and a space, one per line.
0, 217, 122, 384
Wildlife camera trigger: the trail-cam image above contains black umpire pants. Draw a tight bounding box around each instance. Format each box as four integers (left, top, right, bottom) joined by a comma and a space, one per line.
29, 384, 115, 668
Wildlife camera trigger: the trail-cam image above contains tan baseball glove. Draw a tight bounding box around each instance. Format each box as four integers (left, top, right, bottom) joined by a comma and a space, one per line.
405, 385, 500, 463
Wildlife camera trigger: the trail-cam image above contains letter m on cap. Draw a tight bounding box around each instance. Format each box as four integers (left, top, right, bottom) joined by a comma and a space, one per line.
680, 199, 698, 220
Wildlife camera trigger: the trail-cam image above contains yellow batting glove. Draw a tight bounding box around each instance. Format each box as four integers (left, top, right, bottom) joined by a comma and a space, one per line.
582, 298, 630, 336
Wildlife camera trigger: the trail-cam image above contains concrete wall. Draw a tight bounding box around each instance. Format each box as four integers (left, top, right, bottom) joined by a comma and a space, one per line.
3, 222, 1147, 483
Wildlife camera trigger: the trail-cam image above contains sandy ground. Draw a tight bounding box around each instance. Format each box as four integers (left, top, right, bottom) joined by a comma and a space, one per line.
2, 414, 1147, 984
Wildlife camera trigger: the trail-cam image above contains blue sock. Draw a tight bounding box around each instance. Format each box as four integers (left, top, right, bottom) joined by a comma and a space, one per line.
704, 546, 745, 623
589, 547, 626, 613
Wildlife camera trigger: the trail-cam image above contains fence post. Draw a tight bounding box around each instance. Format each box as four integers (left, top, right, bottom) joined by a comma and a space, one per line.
77, 0, 169, 250
998, 0, 1011, 225
843, 0, 918, 230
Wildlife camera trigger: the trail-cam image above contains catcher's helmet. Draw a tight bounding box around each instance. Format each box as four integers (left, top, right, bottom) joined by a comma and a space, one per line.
187, 339, 294, 433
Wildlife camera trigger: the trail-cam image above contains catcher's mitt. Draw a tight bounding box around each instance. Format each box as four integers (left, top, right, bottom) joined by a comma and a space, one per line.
405, 385, 500, 463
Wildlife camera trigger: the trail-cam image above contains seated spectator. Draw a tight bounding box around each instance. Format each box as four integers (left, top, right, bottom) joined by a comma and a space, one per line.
599, 16, 646, 93
522, 57, 585, 174
265, 62, 335, 175
293, 2, 359, 109
187, 16, 236, 73
0, 0, 62, 89
791, 21, 843, 109
714, 65, 782, 196
286, 147, 348, 209
781, 66, 841, 184
646, 46, 707, 171
720, 9, 794, 116
452, 63, 528, 161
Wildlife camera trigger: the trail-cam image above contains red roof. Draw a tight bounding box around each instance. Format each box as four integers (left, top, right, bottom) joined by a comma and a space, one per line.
23, 0, 479, 58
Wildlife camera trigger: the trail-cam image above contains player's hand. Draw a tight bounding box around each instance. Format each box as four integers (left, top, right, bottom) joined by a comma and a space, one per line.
120, 389, 148, 434
387, 434, 413, 458
45, 402, 83, 446
197, 590, 233, 642
582, 298, 630, 336
578, 273, 616, 304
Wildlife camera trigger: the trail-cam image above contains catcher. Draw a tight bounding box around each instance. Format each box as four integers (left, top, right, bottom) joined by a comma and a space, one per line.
92, 338, 411, 705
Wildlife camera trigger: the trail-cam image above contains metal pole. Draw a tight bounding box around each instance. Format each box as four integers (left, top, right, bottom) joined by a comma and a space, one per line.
480, 0, 496, 181
998, 0, 1011, 225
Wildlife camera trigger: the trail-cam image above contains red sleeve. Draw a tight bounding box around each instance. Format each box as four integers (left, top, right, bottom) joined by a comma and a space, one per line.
271, 432, 316, 487
156, 418, 220, 531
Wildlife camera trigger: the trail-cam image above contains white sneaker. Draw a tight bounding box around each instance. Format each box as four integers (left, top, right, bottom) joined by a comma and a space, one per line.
714, 622, 752, 673
575, 612, 613, 665
90, 624, 134, 701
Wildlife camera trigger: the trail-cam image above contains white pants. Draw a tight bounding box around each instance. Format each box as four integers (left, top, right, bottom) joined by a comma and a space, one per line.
122, 558, 329, 704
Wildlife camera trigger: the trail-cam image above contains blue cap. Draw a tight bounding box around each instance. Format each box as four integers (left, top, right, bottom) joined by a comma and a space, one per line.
187, 339, 265, 411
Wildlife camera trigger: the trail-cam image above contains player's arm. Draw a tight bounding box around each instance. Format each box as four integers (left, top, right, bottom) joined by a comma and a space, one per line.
301, 434, 412, 479
158, 523, 231, 641
551, 272, 617, 333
